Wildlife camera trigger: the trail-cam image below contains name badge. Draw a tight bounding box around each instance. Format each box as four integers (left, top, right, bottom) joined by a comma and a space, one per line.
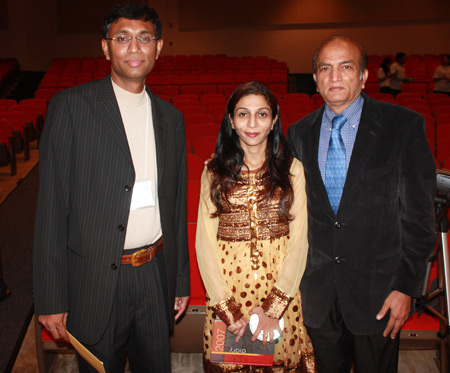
130, 181, 155, 210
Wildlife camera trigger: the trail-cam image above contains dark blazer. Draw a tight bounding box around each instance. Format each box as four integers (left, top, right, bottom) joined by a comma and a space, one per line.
33, 76, 190, 345
287, 93, 436, 335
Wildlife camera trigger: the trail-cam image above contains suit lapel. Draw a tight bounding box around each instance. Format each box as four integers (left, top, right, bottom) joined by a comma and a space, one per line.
308, 108, 329, 196
338, 94, 383, 212
303, 107, 339, 218
148, 88, 166, 189
96, 76, 133, 165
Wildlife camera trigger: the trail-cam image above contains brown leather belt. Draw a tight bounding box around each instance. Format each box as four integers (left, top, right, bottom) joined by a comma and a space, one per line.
121, 238, 163, 267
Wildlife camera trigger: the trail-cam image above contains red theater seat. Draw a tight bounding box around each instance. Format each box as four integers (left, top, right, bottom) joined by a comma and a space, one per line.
186, 153, 205, 182
283, 93, 311, 106
178, 105, 207, 116
187, 180, 201, 223
185, 124, 219, 153
396, 92, 422, 104
172, 94, 199, 108
0, 99, 17, 112
437, 137, 450, 163
35, 318, 75, 372
193, 135, 218, 161
187, 223, 206, 306
437, 123, 450, 140
171, 223, 206, 353
184, 113, 215, 127
200, 94, 226, 108
35, 88, 58, 102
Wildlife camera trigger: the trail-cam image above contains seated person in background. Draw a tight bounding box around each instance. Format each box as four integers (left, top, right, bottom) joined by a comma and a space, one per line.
196, 81, 316, 372
390, 52, 414, 97
378, 57, 393, 94
433, 54, 450, 96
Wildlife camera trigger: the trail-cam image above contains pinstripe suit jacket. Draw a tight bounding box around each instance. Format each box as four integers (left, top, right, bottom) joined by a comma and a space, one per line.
33, 76, 190, 345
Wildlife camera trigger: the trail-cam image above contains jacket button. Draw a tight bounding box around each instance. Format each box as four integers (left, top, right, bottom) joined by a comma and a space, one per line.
334, 257, 342, 264
111, 263, 118, 270
335, 221, 342, 229
118, 225, 125, 231
124, 185, 131, 192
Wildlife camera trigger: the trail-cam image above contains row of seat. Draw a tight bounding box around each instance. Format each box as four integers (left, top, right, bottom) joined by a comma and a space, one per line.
366, 92, 450, 118
31, 88, 449, 123
34, 89, 450, 165
41, 68, 287, 83
165, 91, 447, 122
367, 53, 442, 68
38, 76, 288, 96
35, 77, 289, 101
31, 84, 450, 166
0, 98, 47, 175
47, 55, 287, 73
186, 122, 449, 172
364, 81, 439, 96
367, 53, 443, 63
39, 55, 289, 92
366, 70, 436, 84
0, 58, 19, 85
175, 91, 450, 168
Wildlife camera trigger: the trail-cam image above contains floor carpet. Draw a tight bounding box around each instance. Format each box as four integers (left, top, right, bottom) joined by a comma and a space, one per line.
0, 165, 38, 372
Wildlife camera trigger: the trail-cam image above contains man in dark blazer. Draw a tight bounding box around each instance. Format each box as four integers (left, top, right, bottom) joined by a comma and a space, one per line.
33, 3, 189, 372
287, 36, 436, 372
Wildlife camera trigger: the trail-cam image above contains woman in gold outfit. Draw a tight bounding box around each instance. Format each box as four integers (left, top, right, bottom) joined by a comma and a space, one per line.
196, 82, 316, 372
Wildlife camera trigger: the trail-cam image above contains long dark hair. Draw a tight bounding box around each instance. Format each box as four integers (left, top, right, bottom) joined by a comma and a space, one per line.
207, 81, 293, 219
381, 57, 392, 76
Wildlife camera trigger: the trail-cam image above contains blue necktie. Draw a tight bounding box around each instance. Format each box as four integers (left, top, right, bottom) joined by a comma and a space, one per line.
325, 114, 347, 214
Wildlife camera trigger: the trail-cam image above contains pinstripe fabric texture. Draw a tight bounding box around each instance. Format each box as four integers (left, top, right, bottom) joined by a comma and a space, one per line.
33, 76, 189, 345
77, 253, 171, 372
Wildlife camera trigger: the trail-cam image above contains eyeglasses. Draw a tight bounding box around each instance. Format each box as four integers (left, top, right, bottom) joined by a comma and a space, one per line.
106, 35, 158, 45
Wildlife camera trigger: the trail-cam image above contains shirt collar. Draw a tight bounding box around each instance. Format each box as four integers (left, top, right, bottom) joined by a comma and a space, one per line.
324, 94, 364, 127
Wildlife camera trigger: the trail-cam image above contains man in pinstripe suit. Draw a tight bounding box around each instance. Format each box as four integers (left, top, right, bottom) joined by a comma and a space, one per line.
33, 3, 190, 372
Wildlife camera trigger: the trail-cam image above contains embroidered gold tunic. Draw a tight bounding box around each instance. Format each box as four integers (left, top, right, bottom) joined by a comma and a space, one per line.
196, 158, 316, 372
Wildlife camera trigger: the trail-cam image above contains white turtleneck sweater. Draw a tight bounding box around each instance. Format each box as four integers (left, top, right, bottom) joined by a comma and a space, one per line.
112, 80, 162, 249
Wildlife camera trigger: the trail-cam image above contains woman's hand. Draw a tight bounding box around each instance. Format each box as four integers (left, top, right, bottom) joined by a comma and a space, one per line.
249, 306, 282, 346
228, 317, 249, 343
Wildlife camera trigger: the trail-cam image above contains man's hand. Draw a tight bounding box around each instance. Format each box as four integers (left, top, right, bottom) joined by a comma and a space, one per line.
174, 296, 190, 320
376, 290, 411, 339
228, 317, 249, 343
38, 312, 69, 342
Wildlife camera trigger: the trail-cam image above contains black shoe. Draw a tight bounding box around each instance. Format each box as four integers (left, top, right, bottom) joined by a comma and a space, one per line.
0, 289, 11, 302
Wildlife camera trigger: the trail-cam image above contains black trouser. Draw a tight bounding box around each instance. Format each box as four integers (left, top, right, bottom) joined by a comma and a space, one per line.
77, 251, 171, 373
433, 90, 450, 97
306, 298, 399, 373
380, 87, 393, 95
390, 89, 402, 98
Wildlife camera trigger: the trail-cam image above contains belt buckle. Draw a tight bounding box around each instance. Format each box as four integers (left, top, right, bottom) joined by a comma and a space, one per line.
131, 248, 148, 267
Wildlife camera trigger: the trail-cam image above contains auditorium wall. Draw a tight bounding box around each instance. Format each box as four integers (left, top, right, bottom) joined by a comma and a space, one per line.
0, 0, 449, 73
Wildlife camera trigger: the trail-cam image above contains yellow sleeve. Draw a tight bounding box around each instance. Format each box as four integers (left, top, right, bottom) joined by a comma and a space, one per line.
195, 168, 243, 325
262, 158, 309, 318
